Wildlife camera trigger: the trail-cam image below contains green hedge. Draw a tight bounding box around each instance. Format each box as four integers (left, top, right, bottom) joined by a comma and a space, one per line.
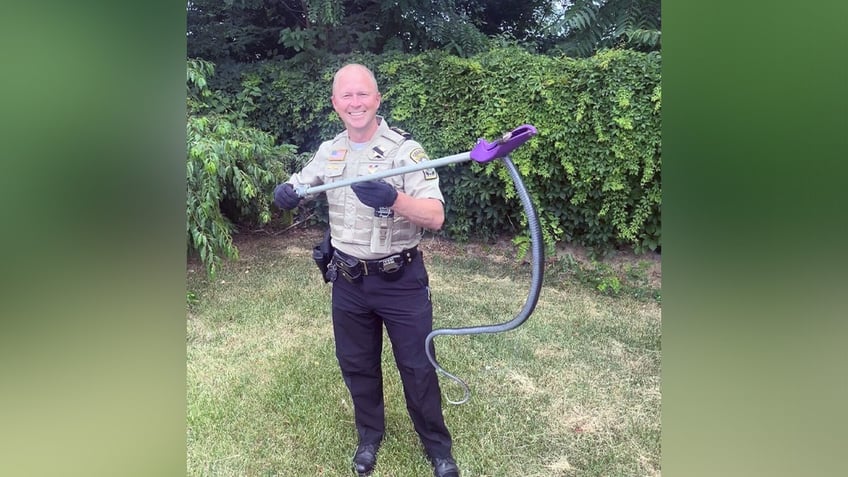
379, 48, 661, 253
212, 47, 661, 254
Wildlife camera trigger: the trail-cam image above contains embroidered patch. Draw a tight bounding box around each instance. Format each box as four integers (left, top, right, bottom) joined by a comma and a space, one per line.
409, 147, 429, 163
329, 149, 347, 161
372, 146, 385, 160
367, 163, 381, 174
423, 168, 438, 180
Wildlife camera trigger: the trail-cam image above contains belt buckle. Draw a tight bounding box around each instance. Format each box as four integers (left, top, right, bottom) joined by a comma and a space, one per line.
379, 257, 401, 274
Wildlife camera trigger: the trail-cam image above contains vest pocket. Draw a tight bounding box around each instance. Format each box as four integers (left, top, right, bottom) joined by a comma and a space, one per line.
324, 162, 346, 180
358, 162, 402, 188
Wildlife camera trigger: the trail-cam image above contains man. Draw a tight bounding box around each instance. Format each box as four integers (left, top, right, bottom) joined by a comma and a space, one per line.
273, 64, 460, 477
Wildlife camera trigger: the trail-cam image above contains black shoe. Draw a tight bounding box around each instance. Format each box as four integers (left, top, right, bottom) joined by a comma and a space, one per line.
431, 456, 460, 477
352, 443, 379, 476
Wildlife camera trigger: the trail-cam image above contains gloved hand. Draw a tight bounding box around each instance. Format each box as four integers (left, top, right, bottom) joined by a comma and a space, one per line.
273, 183, 301, 210
352, 179, 398, 209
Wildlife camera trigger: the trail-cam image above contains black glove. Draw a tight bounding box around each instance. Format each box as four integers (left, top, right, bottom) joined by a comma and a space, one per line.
351, 179, 398, 209
273, 183, 300, 210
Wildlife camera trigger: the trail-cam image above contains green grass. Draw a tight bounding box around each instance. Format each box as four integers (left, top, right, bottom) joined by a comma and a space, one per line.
187, 231, 661, 476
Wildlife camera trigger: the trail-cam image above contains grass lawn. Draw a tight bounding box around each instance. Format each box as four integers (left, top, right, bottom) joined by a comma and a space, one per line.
187, 228, 661, 476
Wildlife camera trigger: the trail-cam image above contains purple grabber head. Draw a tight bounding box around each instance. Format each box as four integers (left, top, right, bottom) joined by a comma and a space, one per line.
469, 124, 538, 163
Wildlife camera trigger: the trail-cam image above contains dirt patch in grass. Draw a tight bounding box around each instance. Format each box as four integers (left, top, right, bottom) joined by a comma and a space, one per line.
555, 242, 662, 290
233, 227, 323, 256
228, 226, 661, 290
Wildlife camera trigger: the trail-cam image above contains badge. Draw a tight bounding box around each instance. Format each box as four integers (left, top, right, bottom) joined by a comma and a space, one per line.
372, 146, 385, 160
329, 149, 347, 161
423, 168, 438, 180
368, 163, 381, 174
409, 147, 429, 163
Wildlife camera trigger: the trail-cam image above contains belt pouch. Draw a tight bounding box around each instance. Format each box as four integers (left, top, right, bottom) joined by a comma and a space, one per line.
312, 229, 334, 283
334, 251, 362, 283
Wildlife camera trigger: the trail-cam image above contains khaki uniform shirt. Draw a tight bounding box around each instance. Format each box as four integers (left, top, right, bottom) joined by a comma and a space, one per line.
289, 117, 444, 259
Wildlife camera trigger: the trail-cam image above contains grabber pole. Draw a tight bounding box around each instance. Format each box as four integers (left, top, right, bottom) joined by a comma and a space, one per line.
292, 123, 542, 405
293, 124, 538, 198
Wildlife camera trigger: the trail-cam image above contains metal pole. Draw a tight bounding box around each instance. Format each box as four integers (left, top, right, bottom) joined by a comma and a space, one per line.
295, 151, 472, 197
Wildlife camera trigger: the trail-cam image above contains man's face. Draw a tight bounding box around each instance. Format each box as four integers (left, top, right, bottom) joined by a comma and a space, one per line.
331, 67, 381, 139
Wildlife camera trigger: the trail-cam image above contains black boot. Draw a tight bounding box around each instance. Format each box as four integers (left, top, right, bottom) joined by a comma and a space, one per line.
351, 442, 380, 476
431, 456, 460, 477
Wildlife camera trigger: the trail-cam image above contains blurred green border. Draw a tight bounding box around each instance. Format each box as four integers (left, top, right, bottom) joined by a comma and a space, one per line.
0, 2, 186, 476
663, 2, 848, 476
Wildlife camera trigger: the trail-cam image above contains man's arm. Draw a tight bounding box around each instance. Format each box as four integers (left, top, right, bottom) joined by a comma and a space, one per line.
351, 180, 445, 231
287, 142, 331, 193
392, 193, 444, 231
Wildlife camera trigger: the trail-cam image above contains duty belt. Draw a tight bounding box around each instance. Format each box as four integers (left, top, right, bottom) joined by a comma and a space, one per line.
330, 247, 418, 282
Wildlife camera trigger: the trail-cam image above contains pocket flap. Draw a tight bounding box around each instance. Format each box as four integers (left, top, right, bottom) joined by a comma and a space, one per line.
325, 162, 346, 178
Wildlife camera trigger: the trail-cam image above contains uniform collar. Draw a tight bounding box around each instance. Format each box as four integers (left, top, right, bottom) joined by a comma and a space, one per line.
344, 116, 388, 150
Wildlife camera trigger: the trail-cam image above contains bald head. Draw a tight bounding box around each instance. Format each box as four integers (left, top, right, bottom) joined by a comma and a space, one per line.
331, 63, 382, 142
332, 64, 379, 96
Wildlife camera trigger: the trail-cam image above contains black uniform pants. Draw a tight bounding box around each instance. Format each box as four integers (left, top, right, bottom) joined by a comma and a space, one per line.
330, 252, 453, 459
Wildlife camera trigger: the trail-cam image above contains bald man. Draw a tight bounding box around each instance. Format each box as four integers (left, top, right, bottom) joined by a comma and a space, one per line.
273, 64, 460, 477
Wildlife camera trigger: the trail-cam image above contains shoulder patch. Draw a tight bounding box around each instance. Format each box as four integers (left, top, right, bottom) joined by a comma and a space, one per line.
409, 147, 429, 163
422, 168, 438, 180
390, 126, 413, 139
380, 125, 410, 145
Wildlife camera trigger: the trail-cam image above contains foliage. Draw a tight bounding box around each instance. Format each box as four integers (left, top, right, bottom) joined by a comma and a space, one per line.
546, 0, 661, 57
188, 0, 558, 64
187, 0, 289, 62
186, 59, 297, 277
458, 0, 558, 41
206, 52, 396, 153
198, 47, 661, 254
379, 47, 662, 253
187, 1, 661, 65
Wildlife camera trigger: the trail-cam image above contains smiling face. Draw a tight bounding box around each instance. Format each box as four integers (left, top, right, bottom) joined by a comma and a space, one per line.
331, 64, 382, 142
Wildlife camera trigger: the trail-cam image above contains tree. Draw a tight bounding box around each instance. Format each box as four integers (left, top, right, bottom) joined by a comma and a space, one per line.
545, 0, 661, 57
187, 0, 328, 62
187, 0, 559, 63
456, 0, 557, 43
187, 1, 661, 63
186, 59, 296, 277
